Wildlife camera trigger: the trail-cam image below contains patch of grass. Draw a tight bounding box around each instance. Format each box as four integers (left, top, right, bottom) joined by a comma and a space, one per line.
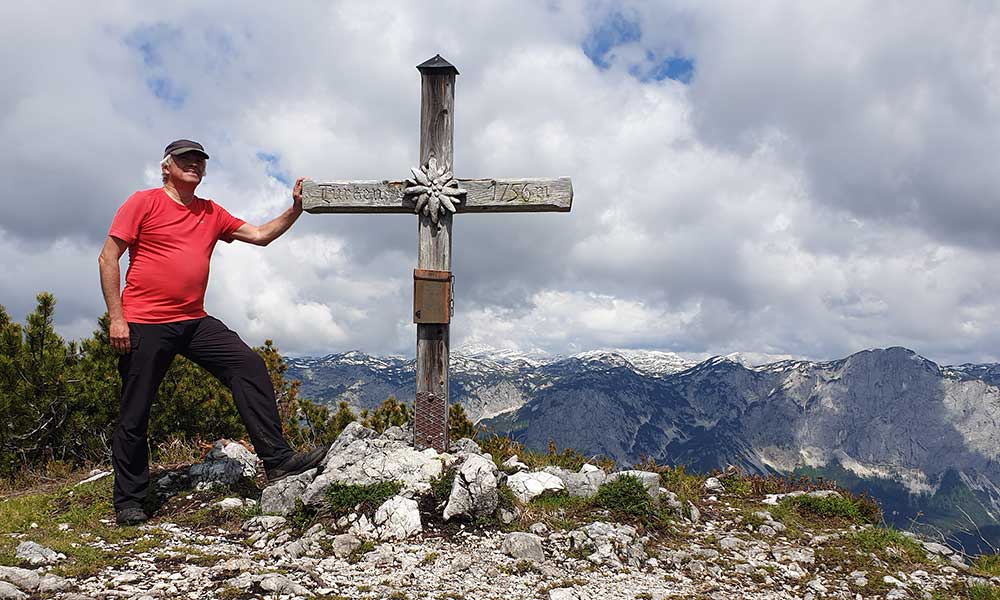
0, 474, 166, 577
347, 540, 376, 564
499, 559, 539, 575
778, 493, 880, 526
968, 584, 1000, 600
388, 592, 409, 600
324, 481, 402, 518
421, 551, 439, 565
973, 552, 1000, 577
431, 469, 456, 503
287, 498, 316, 532
852, 527, 926, 564
634, 459, 703, 507
477, 434, 614, 473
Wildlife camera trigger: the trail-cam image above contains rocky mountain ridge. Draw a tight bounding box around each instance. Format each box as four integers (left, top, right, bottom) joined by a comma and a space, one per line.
3, 431, 998, 600
287, 346, 1000, 554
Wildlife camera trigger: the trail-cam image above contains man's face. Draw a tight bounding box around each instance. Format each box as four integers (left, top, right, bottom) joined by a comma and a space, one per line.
164, 152, 206, 186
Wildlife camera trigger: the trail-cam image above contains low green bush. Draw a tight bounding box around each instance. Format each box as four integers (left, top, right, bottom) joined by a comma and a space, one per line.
324, 481, 403, 518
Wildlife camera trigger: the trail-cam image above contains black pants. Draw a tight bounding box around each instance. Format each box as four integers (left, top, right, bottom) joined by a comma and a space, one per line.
112, 316, 294, 510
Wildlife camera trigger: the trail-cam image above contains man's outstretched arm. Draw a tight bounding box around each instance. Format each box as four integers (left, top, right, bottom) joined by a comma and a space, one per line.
231, 177, 306, 246
98, 236, 131, 353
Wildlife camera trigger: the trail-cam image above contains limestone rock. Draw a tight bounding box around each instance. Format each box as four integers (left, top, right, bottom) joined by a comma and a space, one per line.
189, 439, 258, 489
373, 495, 422, 541
506, 471, 565, 503
450, 437, 484, 456
0, 581, 27, 600
501, 454, 529, 473
0, 567, 38, 592
37, 575, 70, 593
443, 453, 500, 521
329, 421, 379, 455
704, 476, 725, 493
259, 574, 311, 597
568, 521, 645, 569
15, 541, 64, 566
542, 465, 607, 497
500, 532, 545, 563
302, 436, 445, 504
331, 533, 361, 559
260, 468, 317, 515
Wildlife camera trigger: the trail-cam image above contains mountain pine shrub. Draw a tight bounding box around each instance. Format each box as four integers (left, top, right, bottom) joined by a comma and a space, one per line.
360, 396, 411, 433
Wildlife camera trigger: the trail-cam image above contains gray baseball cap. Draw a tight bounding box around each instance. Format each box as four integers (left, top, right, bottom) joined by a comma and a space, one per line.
163, 139, 210, 159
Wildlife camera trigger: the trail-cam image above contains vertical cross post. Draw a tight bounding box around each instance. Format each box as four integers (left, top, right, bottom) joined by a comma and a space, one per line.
414, 56, 458, 452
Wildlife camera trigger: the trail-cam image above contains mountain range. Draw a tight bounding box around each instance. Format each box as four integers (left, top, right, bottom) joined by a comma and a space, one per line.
286, 345, 1000, 553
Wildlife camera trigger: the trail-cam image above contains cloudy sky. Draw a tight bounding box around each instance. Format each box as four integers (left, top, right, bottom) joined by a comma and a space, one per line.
1, 1, 998, 364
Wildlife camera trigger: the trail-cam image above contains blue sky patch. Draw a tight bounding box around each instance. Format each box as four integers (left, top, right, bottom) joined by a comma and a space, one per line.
125, 24, 188, 108
583, 11, 641, 69
257, 151, 291, 185
636, 54, 695, 83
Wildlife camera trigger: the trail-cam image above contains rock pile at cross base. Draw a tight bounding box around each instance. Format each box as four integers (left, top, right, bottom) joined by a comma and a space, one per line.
2, 424, 996, 600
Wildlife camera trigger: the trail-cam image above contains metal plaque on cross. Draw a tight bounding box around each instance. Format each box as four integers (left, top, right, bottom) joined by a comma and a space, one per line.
301, 55, 573, 452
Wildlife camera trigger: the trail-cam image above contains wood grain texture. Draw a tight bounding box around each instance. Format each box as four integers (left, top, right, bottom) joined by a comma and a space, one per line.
414, 68, 455, 453
302, 177, 572, 214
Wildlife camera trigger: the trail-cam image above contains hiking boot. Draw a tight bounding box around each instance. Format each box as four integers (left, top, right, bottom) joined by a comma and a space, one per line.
265, 446, 329, 484
115, 506, 149, 526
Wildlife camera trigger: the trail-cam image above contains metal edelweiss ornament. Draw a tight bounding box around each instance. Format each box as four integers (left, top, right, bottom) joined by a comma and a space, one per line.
404, 157, 467, 224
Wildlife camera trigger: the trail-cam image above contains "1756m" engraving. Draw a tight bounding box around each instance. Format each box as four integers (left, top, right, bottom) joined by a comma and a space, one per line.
491, 181, 552, 204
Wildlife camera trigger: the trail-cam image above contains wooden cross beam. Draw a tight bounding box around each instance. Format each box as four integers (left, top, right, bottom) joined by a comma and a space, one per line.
302, 55, 573, 452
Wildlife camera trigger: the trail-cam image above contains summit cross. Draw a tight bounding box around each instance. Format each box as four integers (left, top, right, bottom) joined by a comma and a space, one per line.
301, 55, 573, 452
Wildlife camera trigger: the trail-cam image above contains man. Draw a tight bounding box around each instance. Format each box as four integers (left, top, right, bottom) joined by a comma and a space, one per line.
98, 139, 326, 526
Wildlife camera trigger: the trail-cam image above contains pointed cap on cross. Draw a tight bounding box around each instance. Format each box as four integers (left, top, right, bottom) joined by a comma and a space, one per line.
417, 54, 459, 75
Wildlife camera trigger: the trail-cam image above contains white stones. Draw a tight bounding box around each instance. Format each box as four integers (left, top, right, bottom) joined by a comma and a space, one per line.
501, 532, 545, 563
568, 521, 646, 569
259, 574, 312, 597
771, 545, 815, 565
501, 454, 529, 473
331, 533, 362, 559
719, 536, 744, 551
549, 588, 586, 600
921, 541, 953, 555
507, 471, 566, 503
260, 468, 317, 515
443, 453, 500, 521
373, 495, 422, 541
704, 477, 725, 493
302, 434, 446, 504
0, 581, 27, 600
189, 439, 259, 489
542, 465, 607, 497
15, 542, 64, 566
214, 497, 252, 511
687, 501, 701, 524
0, 568, 38, 593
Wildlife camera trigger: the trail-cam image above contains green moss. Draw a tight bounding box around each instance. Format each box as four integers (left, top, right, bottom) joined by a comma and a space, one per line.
324, 481, 403, 518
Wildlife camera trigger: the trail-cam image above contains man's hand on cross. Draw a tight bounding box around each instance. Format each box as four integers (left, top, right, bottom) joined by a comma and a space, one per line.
292, 177, 304, 212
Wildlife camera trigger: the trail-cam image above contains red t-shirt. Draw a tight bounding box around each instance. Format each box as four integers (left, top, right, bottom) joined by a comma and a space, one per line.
108, 188, 246, 323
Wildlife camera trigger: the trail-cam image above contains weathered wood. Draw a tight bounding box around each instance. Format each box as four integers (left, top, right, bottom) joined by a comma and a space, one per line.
302, 177, 572, 213
302, 54, 574, 454
414, 58, 455, 452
